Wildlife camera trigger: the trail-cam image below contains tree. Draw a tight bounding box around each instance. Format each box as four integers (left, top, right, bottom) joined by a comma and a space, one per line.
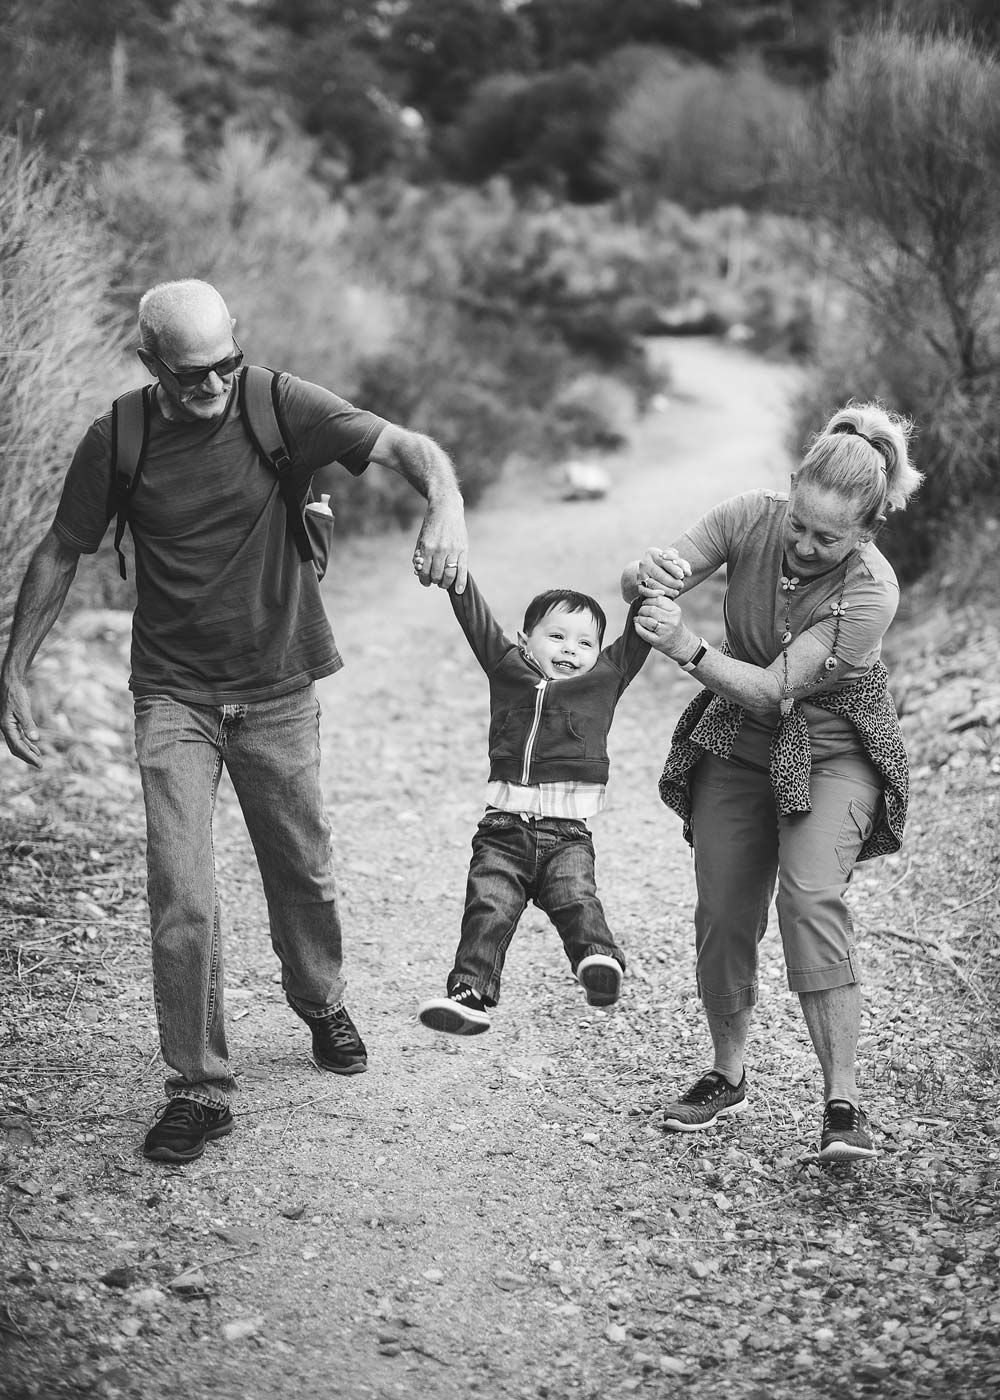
805, 26, 1000, 389
795, 24, 1000, 576
384, 0, 535, 125
603, 55, 806, 212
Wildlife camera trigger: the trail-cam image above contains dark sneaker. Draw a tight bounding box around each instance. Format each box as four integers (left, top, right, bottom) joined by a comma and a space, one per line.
576, 954, 623, 1007
309, 1007, 368, 1075
660, 1070, 747, 1133
418, 985, 491, 1036
143, 1099, 234, 1163
818, 1100, 876, 1161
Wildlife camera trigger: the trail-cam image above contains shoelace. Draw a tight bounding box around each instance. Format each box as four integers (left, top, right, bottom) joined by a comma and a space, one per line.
314, 1013, 357, 1048
157, 1099, 210, 1128
823, 1100, 860, 1132
683, 1072, 732, 1105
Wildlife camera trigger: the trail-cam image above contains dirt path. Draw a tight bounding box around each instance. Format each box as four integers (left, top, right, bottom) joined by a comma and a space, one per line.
2, 340, 998, 1400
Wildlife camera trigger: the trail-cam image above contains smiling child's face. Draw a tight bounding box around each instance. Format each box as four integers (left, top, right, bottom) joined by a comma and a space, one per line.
523, 603, 601, 681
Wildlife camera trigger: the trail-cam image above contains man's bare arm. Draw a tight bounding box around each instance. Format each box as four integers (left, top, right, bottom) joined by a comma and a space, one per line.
1, 529, 81, 767
367, 424, 468, 592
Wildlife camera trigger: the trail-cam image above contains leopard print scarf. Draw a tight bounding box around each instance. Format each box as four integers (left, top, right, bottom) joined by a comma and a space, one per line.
658, 659, 908, 862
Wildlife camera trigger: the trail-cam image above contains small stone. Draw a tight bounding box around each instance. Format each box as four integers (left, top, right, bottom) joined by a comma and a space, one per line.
221, 1315, 264, 1342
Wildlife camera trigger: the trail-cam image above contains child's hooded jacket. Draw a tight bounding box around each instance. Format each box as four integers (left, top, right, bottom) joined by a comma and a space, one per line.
449, 574, 649, 787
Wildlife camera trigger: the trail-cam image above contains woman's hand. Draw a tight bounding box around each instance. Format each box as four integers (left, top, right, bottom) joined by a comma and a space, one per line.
635, 596, 698, 662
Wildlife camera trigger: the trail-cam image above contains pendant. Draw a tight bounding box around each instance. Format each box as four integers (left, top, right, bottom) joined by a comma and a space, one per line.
779, 697, 794, 717
781, 630, 792, 645
824, 656, 837, 670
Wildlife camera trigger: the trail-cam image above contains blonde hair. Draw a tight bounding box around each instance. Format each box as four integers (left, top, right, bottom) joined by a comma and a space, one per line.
137, 279, 231, 355
797, 400, 922, 527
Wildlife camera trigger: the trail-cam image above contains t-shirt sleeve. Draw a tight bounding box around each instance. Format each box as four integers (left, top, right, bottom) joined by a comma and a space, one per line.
277, 374, 387, 477
802, 573, 899, 666
673, 492, 756, 570
52, 416, 115, 554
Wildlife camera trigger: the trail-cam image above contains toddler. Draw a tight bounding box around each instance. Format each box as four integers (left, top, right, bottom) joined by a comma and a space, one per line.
418, 570, 661, 1035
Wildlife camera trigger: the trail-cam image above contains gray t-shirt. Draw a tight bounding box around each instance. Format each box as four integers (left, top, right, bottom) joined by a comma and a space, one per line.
54, 374, 385, 704
675, 489, 899, 766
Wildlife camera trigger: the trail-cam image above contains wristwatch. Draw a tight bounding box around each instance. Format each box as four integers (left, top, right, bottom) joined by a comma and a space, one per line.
680, 638, 708, 672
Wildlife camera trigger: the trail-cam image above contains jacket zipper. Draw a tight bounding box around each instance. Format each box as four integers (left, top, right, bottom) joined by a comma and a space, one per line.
521, 679, 547, 784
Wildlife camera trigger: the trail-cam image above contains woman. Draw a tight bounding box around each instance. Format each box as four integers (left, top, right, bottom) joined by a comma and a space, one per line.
624, 401, 921, 1161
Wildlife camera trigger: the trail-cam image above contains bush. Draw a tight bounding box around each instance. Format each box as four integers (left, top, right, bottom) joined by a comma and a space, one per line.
549, 374, 636, 454
793, 25, 1000, 580
602, 54, 807, 212
0, 139, 131, 629
95, 120, 404, 393
444, 59, 631, 201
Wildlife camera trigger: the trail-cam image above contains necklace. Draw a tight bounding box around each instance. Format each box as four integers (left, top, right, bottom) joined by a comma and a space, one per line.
778, 559, 850, 718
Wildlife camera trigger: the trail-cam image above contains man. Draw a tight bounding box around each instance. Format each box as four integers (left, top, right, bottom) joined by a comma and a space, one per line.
0, 280, 468, 1164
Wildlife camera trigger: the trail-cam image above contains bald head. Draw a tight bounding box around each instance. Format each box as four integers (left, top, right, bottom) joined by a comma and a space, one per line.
138, 280, 232, 358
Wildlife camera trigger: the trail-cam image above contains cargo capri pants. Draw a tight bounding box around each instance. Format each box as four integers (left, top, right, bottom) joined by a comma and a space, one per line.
689, 749, 883, 1015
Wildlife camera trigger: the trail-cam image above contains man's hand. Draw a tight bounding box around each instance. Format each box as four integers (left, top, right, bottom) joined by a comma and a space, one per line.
411, 498, 469, 593
638, 547, 692, 597
1, 673, 43, 768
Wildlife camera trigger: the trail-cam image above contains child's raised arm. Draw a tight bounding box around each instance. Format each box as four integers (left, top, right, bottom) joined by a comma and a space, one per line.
447, 573, 514, 675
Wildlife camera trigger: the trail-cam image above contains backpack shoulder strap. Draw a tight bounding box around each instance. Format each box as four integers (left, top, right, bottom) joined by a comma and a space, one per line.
238, 365, 314, 566
109, 383, 154, 581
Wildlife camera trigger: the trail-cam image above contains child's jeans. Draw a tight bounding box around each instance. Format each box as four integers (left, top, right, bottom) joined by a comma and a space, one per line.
448, 810, 625, 1005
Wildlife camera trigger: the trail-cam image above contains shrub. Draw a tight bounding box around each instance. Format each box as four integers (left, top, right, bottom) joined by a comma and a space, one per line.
0, 139, 131, 629
793, 25, 1000, 579
95, 120, 404, 394
549, 374, 636, 454
445, 61, 626, 201
602, 54, 807, 213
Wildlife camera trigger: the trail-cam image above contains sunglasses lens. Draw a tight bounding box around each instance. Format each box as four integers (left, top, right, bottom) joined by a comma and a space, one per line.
175, 349, 243, 388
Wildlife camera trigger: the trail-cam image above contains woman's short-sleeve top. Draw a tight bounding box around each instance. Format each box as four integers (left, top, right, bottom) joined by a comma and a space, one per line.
675, 489, 899, 677
675, 490, 900, 764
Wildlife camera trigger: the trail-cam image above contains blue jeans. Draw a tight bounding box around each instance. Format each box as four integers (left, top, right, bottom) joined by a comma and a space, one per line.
133, 684, 346, 1106
449, 811, 626, 1005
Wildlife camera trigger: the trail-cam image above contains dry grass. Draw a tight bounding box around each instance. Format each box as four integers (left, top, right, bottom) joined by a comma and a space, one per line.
0, 138, 132, 624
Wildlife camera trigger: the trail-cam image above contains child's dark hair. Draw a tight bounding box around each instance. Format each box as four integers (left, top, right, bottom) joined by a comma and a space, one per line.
523, 589, 607, 646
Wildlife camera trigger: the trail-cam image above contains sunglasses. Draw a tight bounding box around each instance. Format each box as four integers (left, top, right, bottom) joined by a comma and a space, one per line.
144, 337, 244, 389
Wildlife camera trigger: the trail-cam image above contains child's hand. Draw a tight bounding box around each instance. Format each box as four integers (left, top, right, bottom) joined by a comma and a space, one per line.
638, 547, 692, 598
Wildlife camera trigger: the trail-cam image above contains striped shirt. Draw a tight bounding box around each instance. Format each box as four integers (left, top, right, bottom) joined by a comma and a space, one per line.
485, 779, 606, 820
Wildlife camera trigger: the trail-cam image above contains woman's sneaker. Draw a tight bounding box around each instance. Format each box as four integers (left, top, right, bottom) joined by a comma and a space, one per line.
142, 1098, 234, 1163
418, 985, 491, 1035
660, 1070, 747, 1132
576, 954, 623, 1007
818, 1100, 876, 1161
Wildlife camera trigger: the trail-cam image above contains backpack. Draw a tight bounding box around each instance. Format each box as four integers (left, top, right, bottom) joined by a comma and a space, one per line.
108, 364, 334, 581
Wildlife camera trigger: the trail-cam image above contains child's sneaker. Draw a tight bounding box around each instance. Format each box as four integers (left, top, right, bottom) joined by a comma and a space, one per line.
576, 953, 622, 1007
418, 985, 491, 1036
